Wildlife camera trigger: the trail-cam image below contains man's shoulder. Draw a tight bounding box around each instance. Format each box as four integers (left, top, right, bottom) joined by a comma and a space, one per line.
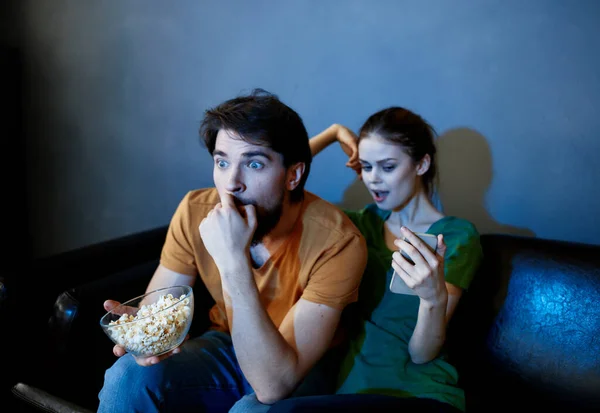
301, 192, 364, 239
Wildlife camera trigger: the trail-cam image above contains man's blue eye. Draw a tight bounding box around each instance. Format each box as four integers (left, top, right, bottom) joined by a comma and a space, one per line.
248, 161, 263, 170
216, 159, 228, 168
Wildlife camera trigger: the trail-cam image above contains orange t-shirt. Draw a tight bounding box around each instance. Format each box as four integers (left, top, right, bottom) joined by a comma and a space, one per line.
160, 188, 367, 333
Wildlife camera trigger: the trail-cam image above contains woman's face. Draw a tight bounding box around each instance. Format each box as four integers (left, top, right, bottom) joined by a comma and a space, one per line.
358, 135, 422, 211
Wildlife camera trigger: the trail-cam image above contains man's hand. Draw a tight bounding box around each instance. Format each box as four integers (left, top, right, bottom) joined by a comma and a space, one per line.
199, 193, 257, 272
102, 300, 188, 367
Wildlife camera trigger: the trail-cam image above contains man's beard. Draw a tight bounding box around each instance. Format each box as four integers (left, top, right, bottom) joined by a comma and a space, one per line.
234, 193, 284, 245
252, 203, 283, 245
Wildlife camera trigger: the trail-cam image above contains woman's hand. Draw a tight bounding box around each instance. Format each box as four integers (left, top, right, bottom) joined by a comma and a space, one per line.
309, 124, 361, 178
391, 227, 448, 305
334, 124, 361, 177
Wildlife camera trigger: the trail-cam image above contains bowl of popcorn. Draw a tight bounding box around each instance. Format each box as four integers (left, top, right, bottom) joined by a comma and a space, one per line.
99, 285, 194, 358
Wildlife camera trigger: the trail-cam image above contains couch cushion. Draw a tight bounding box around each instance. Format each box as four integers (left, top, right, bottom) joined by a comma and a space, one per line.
451, 234, 600, 411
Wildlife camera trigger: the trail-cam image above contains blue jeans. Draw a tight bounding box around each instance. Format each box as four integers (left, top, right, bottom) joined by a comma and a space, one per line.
267, 394, 462, 412
98, 330, 272, 413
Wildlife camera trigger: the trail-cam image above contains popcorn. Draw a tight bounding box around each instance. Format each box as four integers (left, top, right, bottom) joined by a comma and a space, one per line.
107, 293, 192, 356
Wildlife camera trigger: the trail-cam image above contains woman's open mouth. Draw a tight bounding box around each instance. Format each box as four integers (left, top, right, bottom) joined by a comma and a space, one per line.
371, 190, 389, 203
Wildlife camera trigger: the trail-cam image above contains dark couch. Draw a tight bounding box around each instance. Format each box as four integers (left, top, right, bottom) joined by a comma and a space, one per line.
7, 226, 600, 412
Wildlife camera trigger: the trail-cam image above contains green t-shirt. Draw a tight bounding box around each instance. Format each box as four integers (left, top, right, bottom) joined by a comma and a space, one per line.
335, 204, 483, 412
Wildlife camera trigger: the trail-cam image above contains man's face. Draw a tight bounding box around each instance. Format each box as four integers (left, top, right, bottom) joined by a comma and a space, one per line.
212, 129, 287, 243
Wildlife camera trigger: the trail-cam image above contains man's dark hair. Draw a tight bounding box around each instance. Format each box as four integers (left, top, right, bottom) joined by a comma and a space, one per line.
200, 88, 312, 203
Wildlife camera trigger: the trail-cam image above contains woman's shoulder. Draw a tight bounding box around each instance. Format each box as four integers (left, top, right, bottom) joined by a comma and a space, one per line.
344, 204, 389, 226
434, 217, 484, 289
431, 216, 482, 254
342, 204, 389, 243
431, 216, 480, 237
435, 216, 483, 257
345, 203, 389, 218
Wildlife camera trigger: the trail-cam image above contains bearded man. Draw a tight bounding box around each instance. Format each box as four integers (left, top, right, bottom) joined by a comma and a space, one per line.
98, 89, 367, 413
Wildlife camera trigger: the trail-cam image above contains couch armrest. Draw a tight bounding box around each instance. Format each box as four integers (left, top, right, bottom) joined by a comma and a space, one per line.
48, 259, 159, 356
36, 260, 160, 410
25, 226, 169, 317
12, 383, 94, 413
38, 259, 214, 411
15, 225, 216, 412
0, 279, 6, 306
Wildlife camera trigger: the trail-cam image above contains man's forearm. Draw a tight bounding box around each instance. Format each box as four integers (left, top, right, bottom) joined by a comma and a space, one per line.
221, 268, 299, 403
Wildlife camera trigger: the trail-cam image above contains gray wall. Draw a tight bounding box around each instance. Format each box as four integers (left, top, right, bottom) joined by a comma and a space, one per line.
9, 0, 600, 257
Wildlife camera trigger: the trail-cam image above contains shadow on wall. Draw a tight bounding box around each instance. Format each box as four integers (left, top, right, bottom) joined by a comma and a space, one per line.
436, 127, 535, 238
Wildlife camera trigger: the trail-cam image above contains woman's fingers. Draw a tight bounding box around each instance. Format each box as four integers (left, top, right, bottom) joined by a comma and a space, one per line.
398, 227, 438, 266
391, 261, 415, 289
392, 250, 416, 278
394, 238, 428, 268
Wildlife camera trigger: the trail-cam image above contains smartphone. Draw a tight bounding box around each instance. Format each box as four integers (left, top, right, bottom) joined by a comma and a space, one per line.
389, 232, 438, 295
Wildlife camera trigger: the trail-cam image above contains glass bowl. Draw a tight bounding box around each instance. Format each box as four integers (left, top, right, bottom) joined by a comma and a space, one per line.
99, 285, 194, 358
